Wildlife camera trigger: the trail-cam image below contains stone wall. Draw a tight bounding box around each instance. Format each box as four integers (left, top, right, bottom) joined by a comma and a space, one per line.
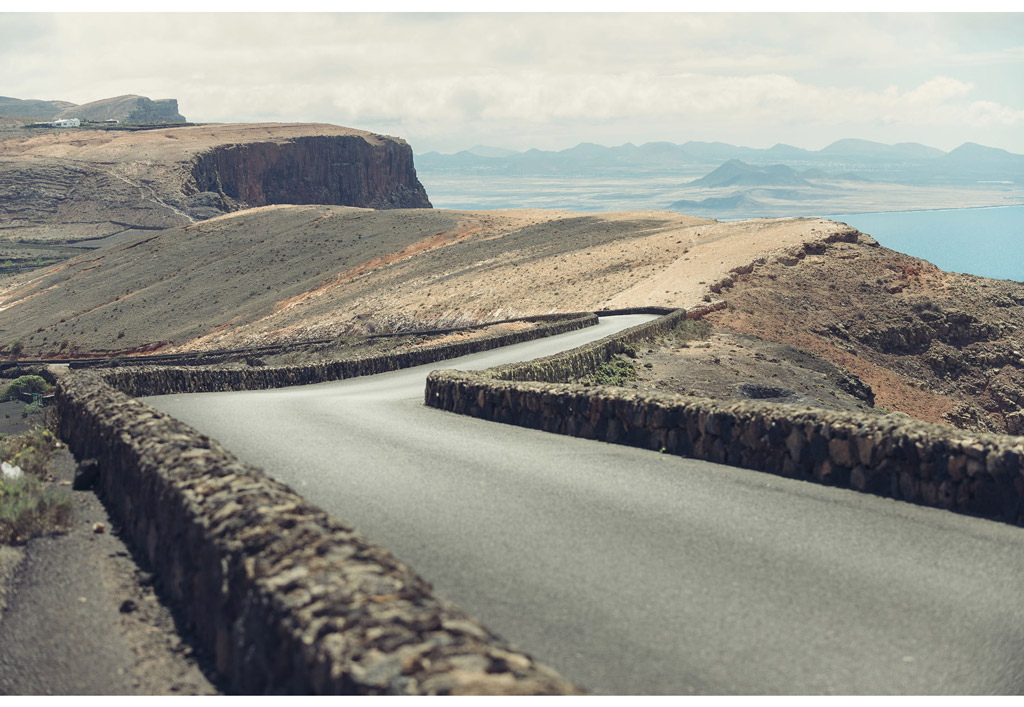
487, 309, 688, 383
425, 312, 1024, 527
49, 311, 605, 693
103, 314, 598, 397
55, 370, 579, 695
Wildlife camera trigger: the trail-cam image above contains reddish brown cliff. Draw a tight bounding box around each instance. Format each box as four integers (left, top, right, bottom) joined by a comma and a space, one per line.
187, 135, 431, 210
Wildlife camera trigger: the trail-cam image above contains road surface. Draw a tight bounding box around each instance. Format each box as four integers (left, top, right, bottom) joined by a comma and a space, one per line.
145, 316, 1024, 695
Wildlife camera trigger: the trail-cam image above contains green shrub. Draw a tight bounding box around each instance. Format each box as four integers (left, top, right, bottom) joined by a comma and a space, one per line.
2, 374, 53, 401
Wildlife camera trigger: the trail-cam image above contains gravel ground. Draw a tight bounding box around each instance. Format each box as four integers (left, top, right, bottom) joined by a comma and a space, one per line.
0, 445, 222, 695
632, 331, 877, 414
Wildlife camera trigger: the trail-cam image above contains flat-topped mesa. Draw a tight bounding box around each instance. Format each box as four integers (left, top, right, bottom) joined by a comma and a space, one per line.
54, 94, 187, 124
188, 134, 431, 211
0, 122, 432, 240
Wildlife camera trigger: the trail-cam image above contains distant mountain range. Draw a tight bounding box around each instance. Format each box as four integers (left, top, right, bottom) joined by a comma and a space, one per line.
418, 138, 1024, 187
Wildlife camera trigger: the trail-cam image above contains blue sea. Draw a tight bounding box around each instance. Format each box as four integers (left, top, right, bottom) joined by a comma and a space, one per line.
828, 205, 1024, 282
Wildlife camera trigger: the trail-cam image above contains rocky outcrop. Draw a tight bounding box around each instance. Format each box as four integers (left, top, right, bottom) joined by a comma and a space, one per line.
55, 94, 186, 123
188, 135, 431, 211
704, 235, 1024, 435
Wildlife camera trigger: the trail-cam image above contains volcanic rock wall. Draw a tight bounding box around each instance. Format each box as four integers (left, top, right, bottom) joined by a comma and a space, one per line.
101, 314, 596, 397
189, 135, 432, 210
425, 310, 1024, 526
56, 370, 578, 695
51, 313, 604, 693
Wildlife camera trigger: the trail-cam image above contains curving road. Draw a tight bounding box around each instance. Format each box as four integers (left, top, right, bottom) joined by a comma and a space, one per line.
145, 316, 1024, 695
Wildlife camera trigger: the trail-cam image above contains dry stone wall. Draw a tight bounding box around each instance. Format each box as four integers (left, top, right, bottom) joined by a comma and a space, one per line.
425, 311, 1024, 526
50, 313, 603, 693
489, 309, 688, 383
55, 370, 580, 695
102, 314, 597, 397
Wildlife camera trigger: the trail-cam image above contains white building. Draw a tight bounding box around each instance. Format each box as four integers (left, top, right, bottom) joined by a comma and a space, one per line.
51, 118, 81, 128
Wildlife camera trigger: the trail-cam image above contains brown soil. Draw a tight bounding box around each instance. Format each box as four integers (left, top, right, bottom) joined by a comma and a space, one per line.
0, 442, 220, 695
702, 236, 1024, 434
629, 330, 876, 415
0, 205, 838, 357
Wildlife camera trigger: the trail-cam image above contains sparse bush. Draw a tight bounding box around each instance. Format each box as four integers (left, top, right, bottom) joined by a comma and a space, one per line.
0, 476, 72, 544
8, 340, 23, 359
592, 355, 638, 387
0, 427, 70, 544
0, 426, 59, 477
665, 320, 712, 348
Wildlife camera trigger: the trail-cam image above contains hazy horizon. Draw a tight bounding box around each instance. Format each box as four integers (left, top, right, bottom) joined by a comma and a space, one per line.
3, 11, 1023, 156
413, 135, 1022, 156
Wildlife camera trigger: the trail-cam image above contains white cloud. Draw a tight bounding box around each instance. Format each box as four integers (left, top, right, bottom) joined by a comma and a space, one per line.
2, 13, 1022, 153
966, 100, 1024, 126
903, 77, 974, 105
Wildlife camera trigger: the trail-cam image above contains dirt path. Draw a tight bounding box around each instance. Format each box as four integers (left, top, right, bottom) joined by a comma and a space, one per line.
0, 448, 221, 695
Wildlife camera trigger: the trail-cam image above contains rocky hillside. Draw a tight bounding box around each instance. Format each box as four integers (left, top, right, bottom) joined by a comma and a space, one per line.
0, 123, 431, 241
54, 95, 185, 124
703, 235, 1024, 435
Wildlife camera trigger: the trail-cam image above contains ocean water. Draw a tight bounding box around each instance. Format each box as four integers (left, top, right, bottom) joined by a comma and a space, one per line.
828, 205, 1024, 282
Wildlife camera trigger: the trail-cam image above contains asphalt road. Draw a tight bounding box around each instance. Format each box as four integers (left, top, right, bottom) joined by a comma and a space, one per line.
145, 316, 1024, 695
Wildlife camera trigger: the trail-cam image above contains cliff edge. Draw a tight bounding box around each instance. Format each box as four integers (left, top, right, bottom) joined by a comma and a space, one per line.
0, 122, 432, 240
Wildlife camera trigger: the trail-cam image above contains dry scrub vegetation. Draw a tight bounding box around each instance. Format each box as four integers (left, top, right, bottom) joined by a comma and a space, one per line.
0, 424, 71, 545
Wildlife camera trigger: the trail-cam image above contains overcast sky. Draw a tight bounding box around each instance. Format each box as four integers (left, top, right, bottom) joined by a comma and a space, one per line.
3, 11, 1023, 154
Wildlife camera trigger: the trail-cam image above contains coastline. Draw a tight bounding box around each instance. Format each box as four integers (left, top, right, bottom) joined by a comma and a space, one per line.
829, 205, 1024, 282
827, 202, 1024, 218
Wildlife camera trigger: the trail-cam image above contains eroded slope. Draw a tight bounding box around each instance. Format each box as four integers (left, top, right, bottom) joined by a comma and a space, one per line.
703, 236, 1024, 434
0, 205, 838, 356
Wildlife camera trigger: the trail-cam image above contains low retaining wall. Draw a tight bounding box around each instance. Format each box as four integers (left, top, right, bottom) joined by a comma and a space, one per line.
425, 315, 1024, 527
489, 309, 689, 383
102, 313, 598, 397
65, 313, 594, 369
56, 370, 579, 695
